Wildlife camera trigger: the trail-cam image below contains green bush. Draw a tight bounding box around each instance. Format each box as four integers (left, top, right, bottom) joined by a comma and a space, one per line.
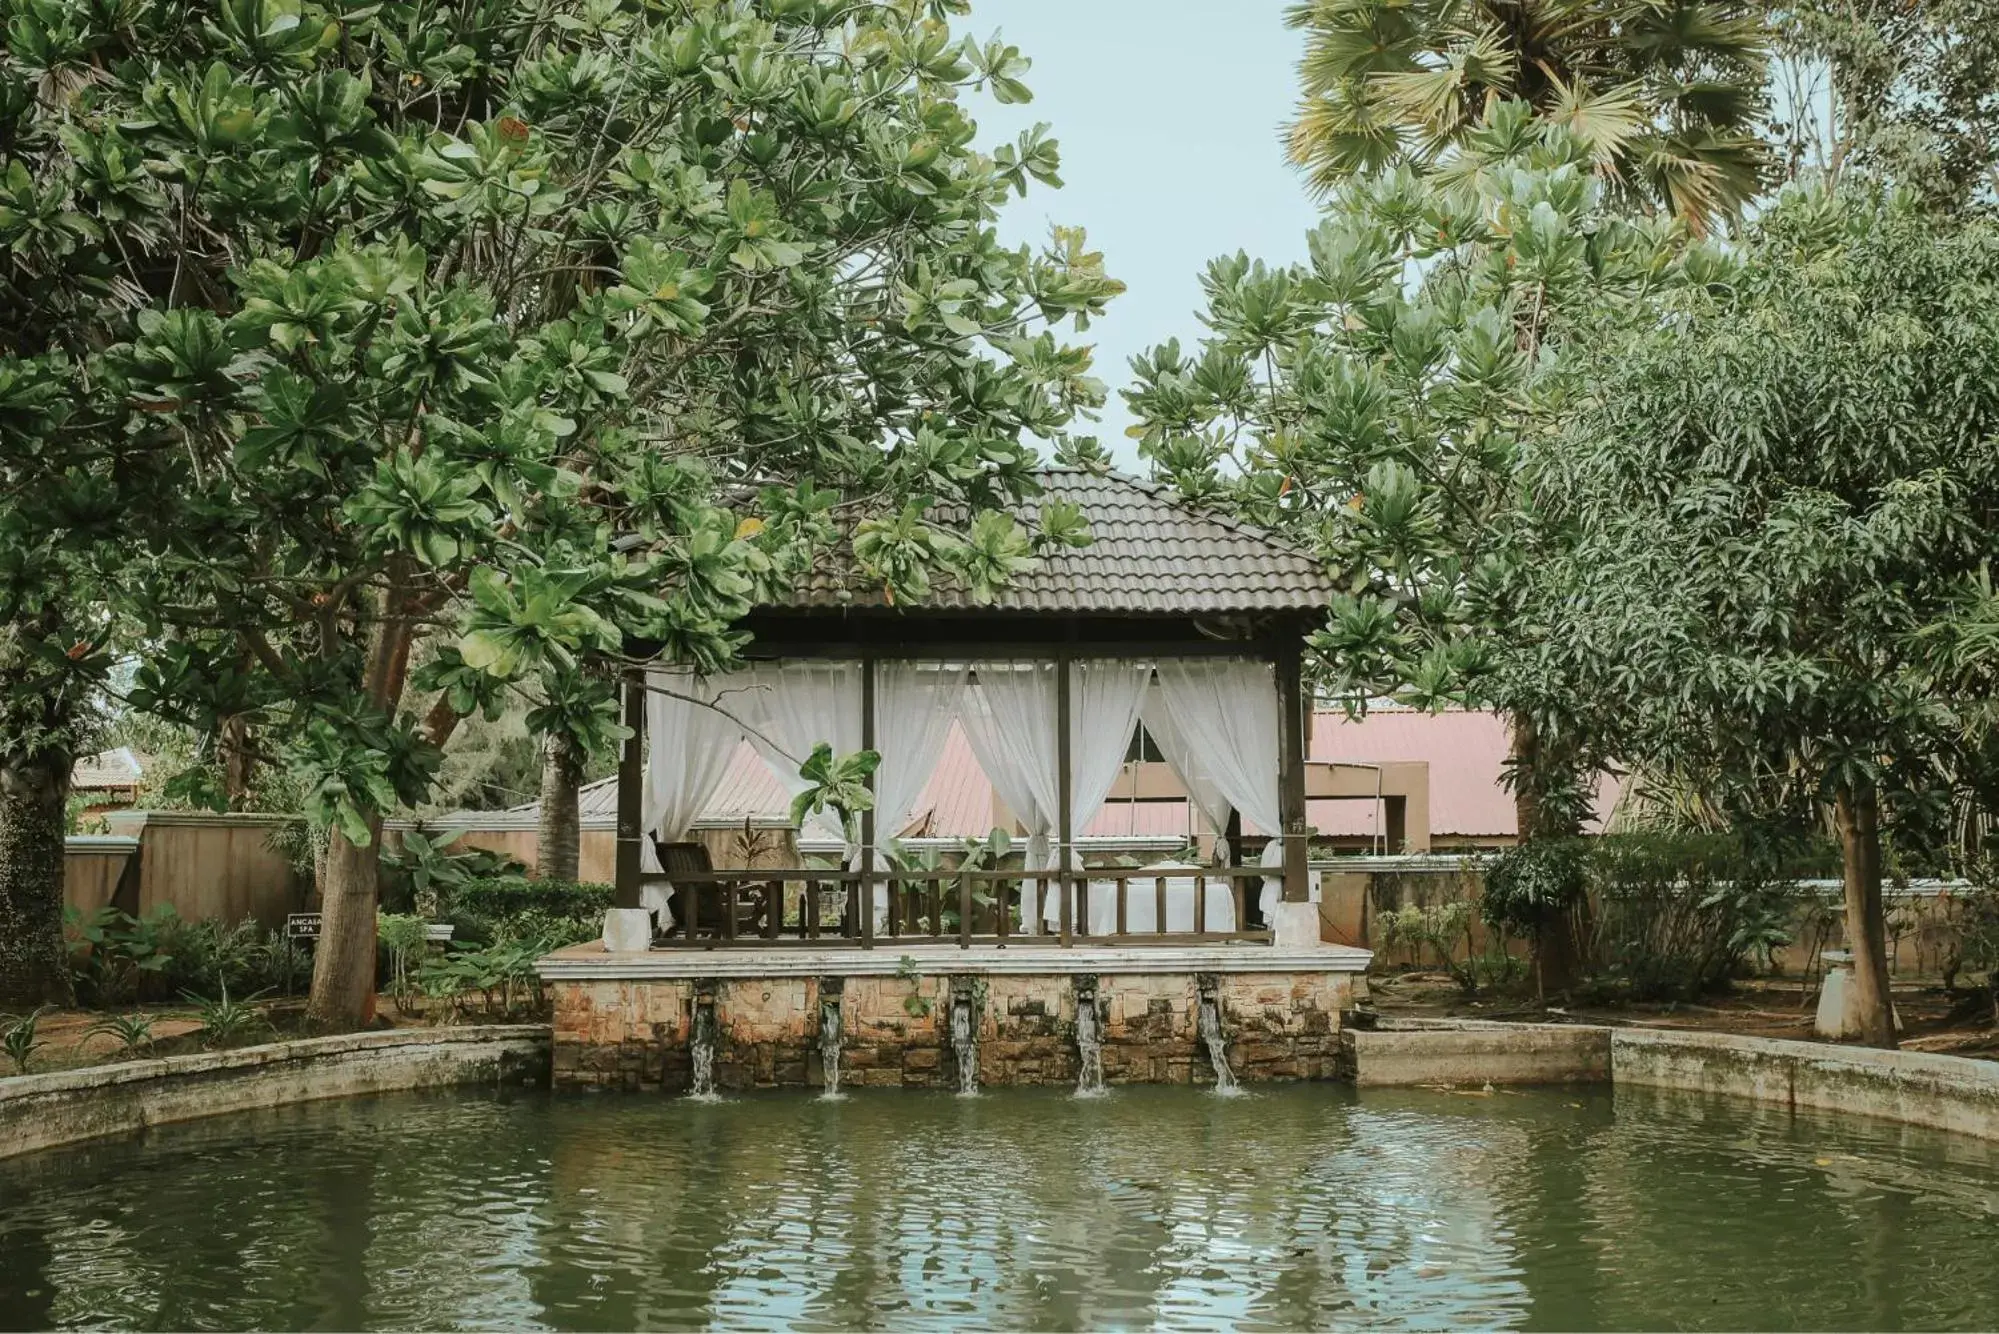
448, 877, 612, 947
1579, 832, 1799, 1002
67, 907, 311, 1005
1481, 841, 1589, 940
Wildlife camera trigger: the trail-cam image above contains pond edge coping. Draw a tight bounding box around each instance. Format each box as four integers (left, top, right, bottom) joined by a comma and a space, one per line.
536, 941, 1374, 980
1345, 1016, 1999, 1142
0, 1025, 550, 1162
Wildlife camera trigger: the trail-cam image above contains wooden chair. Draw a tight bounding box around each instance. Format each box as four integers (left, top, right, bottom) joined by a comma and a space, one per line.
653, 840, 775, 940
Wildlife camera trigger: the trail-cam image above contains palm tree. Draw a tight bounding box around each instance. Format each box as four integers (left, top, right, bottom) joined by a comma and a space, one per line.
1285, 0, 1773, 232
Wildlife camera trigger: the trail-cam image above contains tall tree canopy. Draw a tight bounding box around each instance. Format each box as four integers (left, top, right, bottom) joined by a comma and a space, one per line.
0, 0, 1119, 1019
1284, 0, 1773, 231
1528, 188, 1999, 1045
1124, 122, 1719, 985
1783, 0, 1999, 212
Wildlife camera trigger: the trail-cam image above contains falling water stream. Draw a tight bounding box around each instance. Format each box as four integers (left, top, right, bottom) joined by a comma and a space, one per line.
949, 994, 978, 1096
817, 999, 843, 1098
687, 996, 718, 1099
1074, 986, 1105, 1097
1196, 990, 1238, 1094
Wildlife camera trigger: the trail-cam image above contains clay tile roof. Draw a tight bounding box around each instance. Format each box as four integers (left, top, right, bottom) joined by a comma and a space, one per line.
764, 468, 1335, 615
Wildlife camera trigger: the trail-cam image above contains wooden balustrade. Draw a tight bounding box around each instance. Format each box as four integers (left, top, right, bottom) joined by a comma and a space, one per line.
638, 866, 1277, 948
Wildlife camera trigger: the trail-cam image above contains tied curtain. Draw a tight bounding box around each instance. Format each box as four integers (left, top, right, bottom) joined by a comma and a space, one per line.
959, 660, 1150, 933
1142, 658, 1294, 912
729, 661, 860, 852
640, 668, 744, 923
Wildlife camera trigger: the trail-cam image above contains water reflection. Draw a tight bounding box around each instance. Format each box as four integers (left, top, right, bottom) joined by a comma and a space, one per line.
2, 1083, 1997, 1330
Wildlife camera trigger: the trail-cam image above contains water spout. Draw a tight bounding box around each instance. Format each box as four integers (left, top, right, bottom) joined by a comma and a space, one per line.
1196, 976, 1238, 1095
688, 989, 719, 1100
1074, 977, 1106, 1098
949, 979, 979, 1096
818, 993, 844, 1099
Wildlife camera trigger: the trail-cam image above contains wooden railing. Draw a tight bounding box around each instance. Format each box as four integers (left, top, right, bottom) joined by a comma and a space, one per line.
637, 866, 1275, 948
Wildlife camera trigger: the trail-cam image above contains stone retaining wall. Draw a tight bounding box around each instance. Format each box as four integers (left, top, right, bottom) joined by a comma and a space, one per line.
0, 1026, 550, 1161
550, 970, 1356, 1092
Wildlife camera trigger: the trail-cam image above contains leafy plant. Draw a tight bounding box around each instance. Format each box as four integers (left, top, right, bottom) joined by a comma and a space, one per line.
85, 1013, 156, 1055
382, 831, 525, 919
378, 914, 431, 1013
2, 1008, 48, 1074
895, 955, 932, 1019
187, 984, 270, 1049
65, 906, 179, 1006
1574, 832, 1802, 1002
790, 744, 879, 844
415, 939, 550, 1020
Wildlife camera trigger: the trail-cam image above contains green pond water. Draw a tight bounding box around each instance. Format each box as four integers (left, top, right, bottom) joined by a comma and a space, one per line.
2, 1083, 1998, 1331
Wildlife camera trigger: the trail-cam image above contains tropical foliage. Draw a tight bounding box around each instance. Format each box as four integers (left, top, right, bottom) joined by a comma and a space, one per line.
0, 0, 1120, 1021
1526, 187, 1999, 1043
1284, 0, 1772, 229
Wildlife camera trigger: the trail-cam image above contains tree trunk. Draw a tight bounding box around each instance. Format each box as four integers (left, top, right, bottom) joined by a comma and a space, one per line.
537, 730, 583, 883
303, 578, 416, 1029
1509, 711, 1586, 999
1835, 782, 1898, 1049
305, 819, 382, 1028
0, 745, 77, 1008
219, 714, 255, 807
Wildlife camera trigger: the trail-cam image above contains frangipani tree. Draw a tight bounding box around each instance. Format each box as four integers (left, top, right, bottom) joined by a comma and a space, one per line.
1530, 187, 1999, 1046
1126, 122, 1716, 986
1, 0, 1118, 1022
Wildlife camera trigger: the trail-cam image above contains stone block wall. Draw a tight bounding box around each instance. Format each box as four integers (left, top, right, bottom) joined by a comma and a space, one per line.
550, 969, 1355, 1092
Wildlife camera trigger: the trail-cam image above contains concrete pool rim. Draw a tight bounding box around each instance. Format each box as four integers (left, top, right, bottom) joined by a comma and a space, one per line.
1343, 1016, 1999, 1143
4, 1016, 1996, 1159
0, 1025, 549, 1160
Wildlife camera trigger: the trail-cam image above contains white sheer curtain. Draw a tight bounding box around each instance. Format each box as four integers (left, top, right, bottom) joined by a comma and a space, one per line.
1145, 658, 1289, 903
875, 661, 971, 841
1028, 662, 1150, 934
958, 661, 1060, 869
727, 661, 860, 850
1068, 659, 1151, 838
641, 668, 744, 922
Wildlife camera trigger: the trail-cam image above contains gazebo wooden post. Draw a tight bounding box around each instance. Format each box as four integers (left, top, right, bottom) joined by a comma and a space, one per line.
1275, 638, 1310, 904
859, 653, 876, 950
1056, 651, 1073, 947
614, 669, 646, 911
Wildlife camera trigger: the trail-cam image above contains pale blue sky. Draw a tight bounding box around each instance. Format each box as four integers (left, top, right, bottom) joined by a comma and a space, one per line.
970, 1, 1321, 464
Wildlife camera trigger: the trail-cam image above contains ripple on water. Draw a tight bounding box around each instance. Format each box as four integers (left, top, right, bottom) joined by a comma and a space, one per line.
3, 1083, 1999, 1330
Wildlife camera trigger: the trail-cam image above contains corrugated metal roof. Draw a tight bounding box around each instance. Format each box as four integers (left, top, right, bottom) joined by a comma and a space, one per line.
71, 748, 145, 791
1311, 709, 1622, 838
767, 469, 1335, 615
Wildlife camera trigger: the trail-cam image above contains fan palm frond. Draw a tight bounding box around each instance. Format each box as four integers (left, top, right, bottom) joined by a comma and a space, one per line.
1283, 0, 1774, 230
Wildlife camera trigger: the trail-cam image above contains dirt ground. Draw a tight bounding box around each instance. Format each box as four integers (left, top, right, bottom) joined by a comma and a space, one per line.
1368, 970, 1999, 1060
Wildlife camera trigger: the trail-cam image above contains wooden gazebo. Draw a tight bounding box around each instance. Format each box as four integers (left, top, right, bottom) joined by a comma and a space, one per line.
610, 469, 1337, 949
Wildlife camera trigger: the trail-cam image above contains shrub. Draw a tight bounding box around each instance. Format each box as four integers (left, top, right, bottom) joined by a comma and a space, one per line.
1481, 841, 1589, 941
1378, 900, 1525, 997
69, 907, 312, 1005
448, 877, 612, 947
1580, 832, 1799, 1002
380, 831, 526, 918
